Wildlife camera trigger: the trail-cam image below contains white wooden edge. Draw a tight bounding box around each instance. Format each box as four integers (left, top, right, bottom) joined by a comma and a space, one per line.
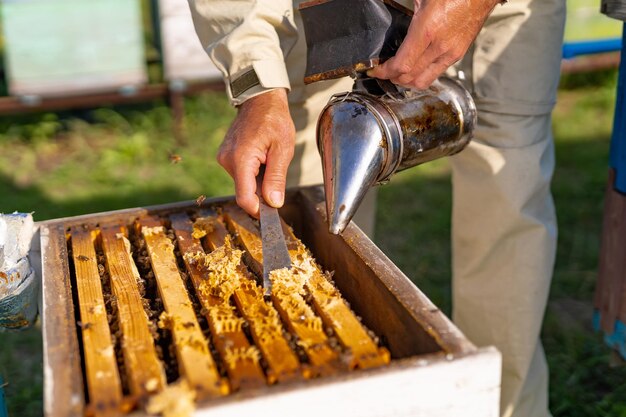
126, 347, 501, 417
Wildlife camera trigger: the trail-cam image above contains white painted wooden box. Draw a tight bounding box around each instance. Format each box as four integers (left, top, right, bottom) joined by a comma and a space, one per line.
158, 0, 222, 83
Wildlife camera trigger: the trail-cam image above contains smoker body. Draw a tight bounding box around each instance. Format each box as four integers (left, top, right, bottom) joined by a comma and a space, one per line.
317, 77, 476, 234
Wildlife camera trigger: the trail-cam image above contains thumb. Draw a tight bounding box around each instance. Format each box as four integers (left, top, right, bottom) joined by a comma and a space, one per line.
367, 63, 388, 80
262, 143, 292, 208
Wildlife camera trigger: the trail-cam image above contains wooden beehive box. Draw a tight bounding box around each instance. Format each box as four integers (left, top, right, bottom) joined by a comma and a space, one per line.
38, 187, 501, 417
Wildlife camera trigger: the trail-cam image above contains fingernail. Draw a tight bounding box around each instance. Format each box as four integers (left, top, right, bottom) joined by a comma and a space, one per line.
366, 69, 374, 77
270, 191, 284, 207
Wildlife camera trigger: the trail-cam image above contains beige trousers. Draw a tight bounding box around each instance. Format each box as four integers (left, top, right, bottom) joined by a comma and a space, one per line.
450, 1, 565, 416
285, 0, 565, 416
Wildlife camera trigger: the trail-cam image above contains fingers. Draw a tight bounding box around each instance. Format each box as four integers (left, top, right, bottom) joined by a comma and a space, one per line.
389, 44, 442, 88
367, 16, 431, 82
368, 49, 450, 90
215, 88, 295, 217
217, 140, 262, 217
234, 159, 261, 217
366, 0, 483, 90
411, 53, 457, 90
262, 139, 294, 209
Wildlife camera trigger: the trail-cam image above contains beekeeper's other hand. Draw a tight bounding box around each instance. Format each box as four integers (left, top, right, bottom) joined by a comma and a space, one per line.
368, 0, 500, 89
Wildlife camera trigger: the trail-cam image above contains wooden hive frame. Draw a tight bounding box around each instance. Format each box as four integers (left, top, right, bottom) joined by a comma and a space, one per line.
169, 212, 268, 390
222, 204, 389, 370
39, 187, 501, 417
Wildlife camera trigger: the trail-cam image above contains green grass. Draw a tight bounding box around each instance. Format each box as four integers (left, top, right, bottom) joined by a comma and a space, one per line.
565, 0, 622, 41
0, 96, 235, 220
547, 74, 626, 417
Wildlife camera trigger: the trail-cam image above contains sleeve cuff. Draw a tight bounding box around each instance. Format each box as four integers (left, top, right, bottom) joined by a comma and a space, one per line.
227, 59, 291, 106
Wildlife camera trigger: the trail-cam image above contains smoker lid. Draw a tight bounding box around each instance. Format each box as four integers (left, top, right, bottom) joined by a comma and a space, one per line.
300, 0, 412, 84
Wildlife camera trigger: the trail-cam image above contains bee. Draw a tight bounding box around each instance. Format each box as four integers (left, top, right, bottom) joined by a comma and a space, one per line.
77, 321, 92, 330
195, 195, 206, 206
169, 153, 183, 164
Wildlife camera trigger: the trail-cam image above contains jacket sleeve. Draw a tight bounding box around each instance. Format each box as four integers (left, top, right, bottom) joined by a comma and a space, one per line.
188, 0, 298, 106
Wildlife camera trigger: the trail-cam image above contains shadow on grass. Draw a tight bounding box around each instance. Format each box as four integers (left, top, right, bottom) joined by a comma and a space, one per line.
0, 174, 224, 221
376, 168, 453, 315
1, 326, 43, 417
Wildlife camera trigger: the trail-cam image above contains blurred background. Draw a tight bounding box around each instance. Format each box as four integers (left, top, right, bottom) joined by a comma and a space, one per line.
0, 0, 625, 416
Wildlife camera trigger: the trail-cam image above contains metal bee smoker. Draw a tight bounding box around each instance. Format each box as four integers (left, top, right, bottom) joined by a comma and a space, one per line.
300, 0, 477, 234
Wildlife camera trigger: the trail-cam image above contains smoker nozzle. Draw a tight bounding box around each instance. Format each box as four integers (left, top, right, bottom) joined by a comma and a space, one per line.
317, 77, 476, 235
317, 92, 401, 235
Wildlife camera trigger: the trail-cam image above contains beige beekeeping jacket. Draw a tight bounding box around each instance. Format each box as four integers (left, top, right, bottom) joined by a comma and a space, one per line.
188, 0, 414, 106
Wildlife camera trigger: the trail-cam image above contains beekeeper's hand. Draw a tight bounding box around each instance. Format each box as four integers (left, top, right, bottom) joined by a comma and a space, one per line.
367, 0, 500, 89
217, 88, 295, 217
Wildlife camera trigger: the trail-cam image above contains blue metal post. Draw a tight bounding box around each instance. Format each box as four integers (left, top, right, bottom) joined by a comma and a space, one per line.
610, 25, 626, 193
594, 23, 626, 361
605, 24, 626, 360
0, 375, 8, 417
562, 37, 623, 58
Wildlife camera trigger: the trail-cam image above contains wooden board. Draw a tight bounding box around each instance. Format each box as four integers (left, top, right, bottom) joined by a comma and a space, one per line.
222, 204, 387, 370
200, 214, 304, 383
297, 188, 474, 358
219, 208, 342, 373
41, 224, 85, 417
280, 221, 390, 369
70, 227, 123, 416
100, 225, 166, 401
595, 169, 626, 332
169, 213, 266, 390
137, 216, 227, 398
159, 347, 501, 417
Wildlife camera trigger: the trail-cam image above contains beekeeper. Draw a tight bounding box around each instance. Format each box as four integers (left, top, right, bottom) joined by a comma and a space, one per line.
188, 0, 565, 416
